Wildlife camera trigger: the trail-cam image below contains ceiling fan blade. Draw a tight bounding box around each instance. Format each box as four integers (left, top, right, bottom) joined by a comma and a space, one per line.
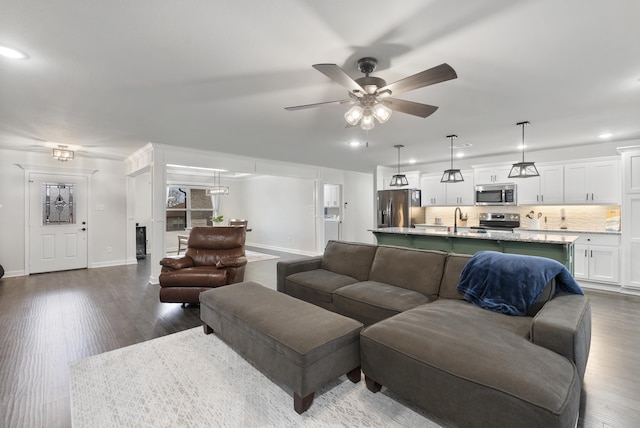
384, 98, 439, 118
284, 99, 353, 111
312, 64, 366, 96
379, 63, 457, 96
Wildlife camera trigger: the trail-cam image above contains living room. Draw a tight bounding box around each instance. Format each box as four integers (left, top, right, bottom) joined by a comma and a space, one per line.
2, 1, 640, 427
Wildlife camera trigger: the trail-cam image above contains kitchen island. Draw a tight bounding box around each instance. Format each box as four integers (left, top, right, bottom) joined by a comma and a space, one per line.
370, 227, 579, 273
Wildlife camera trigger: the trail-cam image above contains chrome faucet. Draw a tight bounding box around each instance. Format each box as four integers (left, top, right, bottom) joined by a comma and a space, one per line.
454, 207, 462, 233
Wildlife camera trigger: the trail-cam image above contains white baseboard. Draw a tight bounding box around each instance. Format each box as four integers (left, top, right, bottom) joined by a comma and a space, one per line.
1, 269, 26, 278
90, 259, 131, 269
245, 241, 319, 257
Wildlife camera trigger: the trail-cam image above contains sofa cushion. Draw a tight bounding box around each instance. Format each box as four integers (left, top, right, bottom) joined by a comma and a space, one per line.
360, 299, 580, 427
368, 246, 447, 298
333, 281, 433, 325
285, 269, 359, 305
320, 240, 377, 281
438, 253, 471, 300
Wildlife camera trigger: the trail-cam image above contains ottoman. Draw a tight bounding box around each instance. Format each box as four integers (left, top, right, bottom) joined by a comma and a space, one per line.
200, 281, 363, 414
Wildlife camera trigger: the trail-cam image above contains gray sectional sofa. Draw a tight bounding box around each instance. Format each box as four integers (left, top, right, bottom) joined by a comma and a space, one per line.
276, 240, 591, 428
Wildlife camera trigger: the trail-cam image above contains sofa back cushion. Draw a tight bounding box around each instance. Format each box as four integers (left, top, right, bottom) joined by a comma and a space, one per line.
320, 240, 378, 281
368, 246, 447, 297
438, 253, 472, 300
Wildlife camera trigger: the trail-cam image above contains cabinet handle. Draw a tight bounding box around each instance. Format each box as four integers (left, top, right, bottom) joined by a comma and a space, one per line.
584, 249, 587, 257
591, 193, 594, 200
590, 250, 593, 258
536, 195, 539, 202
541, 195, 544, 202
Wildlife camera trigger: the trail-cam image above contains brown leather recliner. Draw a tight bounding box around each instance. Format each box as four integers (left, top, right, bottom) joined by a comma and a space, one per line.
159, 226, 247, 304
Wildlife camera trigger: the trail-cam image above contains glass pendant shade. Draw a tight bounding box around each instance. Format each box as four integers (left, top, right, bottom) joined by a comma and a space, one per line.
389, 144, 408, 187
441, 135, 464, 183
508, 121, 539, 178
508, 162, 539, 178
344, 105, 363, 126
441, 169, 464, 183
372, 103, 392, 123
206, 171, 230, 196
389, 174, 409, 187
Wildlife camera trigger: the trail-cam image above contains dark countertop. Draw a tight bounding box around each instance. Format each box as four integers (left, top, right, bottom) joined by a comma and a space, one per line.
370, 227, 579, 245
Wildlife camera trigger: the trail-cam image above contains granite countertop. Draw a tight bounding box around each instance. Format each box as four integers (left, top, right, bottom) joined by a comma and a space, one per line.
370, 227, 579, 244
516, 227, 621, 235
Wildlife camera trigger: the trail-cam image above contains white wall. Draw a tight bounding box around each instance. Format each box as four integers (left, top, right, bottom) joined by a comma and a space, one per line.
242, 175, 317, 254
0, 148, 129, 277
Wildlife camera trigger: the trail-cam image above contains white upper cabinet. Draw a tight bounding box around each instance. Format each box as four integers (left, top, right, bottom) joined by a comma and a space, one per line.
420, 174, 446, 206
517, 165, 564, 205
445, 170, 475, 206
382, 171, 421, 190
474, 166, 514, 184
324, 184, 339, 207
564, 160, 620, 204
420, 171, 474, 206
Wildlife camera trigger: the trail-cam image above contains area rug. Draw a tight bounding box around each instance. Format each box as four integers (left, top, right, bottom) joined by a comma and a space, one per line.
245, 249, 280, 263
70, 328, 442, 428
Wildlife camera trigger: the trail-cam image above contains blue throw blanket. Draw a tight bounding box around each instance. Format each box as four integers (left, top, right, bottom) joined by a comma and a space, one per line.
456, 251, 583, 316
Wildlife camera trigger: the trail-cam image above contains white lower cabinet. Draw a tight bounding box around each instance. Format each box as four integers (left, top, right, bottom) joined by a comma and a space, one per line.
573, 234, 620, 284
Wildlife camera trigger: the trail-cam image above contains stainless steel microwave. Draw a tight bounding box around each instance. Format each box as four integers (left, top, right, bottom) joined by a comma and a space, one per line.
475, 183, 517, 206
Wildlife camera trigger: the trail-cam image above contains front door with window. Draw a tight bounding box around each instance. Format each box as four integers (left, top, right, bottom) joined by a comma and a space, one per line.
29, 173, 88, 273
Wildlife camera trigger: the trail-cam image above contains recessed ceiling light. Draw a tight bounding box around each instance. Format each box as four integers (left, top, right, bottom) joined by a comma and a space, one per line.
517, 144, 527, 150
456, 152, 465, 158
0, 45, 29, 59
349, 141, 361, 147
409, 158, 417, 164
598, 133, 613, 139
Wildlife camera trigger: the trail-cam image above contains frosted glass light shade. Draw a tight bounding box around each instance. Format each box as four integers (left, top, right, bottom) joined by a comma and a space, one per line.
372, 103, 392, 123
360, 114, 375, 130
344, 105, 363, 126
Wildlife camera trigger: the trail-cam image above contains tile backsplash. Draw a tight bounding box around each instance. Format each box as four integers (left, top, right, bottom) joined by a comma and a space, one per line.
424, 205, 621, 232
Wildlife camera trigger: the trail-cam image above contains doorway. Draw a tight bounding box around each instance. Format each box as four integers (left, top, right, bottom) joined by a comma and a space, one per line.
323, 183, 342, 246
28, 173, 88, 274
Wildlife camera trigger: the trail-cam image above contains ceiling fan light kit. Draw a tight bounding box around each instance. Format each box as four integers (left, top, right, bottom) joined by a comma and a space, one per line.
390, 144, 409, 187
285, 57, 457, 130
508, 121, 540, 178
441, 134, 464, 183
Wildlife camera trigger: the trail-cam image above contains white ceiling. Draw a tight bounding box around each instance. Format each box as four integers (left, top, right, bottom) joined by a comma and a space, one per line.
1, 0, 639, 173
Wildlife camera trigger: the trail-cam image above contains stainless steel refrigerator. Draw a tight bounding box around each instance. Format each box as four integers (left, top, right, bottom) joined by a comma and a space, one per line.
377, 189, 425, 228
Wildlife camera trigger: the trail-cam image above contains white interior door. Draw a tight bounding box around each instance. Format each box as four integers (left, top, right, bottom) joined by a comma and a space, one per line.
29, 173, 88, 274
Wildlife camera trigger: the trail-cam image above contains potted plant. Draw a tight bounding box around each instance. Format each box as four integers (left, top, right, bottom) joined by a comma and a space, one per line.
211, 215, 224, 226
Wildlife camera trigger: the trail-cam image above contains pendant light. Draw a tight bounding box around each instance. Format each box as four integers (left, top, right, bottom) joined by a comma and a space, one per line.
508, 121, 539, 178
389, 144, 409, 187
205, 170, 230, 195
441, 134, 464, 183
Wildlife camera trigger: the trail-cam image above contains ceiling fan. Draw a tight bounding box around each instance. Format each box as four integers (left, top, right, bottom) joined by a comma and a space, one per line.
285, 57, 457, 130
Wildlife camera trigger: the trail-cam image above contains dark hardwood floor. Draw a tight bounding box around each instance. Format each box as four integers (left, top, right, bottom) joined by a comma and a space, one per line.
1, 250, 639, 427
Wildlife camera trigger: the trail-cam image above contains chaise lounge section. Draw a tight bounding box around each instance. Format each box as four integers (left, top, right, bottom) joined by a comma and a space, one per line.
277, 240, 591, 427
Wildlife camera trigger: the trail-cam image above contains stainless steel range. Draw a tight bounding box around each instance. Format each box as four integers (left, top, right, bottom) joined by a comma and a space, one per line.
477, 212, 521, 232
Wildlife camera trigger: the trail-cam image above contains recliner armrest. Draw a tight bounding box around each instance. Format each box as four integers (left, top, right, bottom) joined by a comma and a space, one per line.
276, 256, 323, 293
216, 256, 248, 268
530, 293, 592, 382
160, 256, 194, 270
